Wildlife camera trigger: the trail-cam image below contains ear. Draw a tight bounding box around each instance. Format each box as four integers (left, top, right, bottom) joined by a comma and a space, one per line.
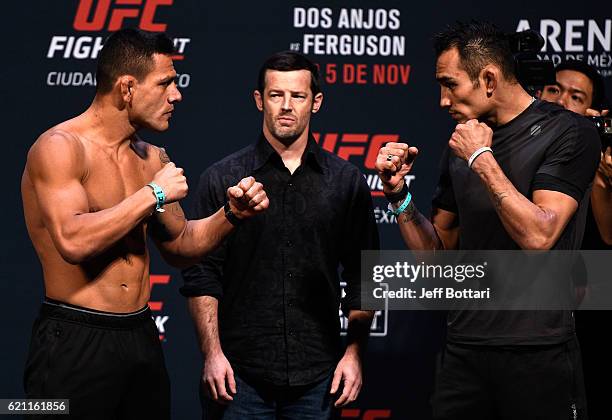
253, 90, 263, 111
311, 92, 323, 114
481, 65, 498, 98
119, 76, 135, 103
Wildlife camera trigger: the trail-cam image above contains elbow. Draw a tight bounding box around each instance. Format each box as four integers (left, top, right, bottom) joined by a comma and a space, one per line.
59, 249, 86, 265
163, 254, 199, 269
158, 244, 200, 269
602, 232, 612, 246
57, 239, 95, 265
519, 211, 559, 250
520, 234, 555, 250
53, 223, 98, 264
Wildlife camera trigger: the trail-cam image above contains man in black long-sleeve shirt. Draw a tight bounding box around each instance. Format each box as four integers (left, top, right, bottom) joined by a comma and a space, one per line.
181, 51, 379, 419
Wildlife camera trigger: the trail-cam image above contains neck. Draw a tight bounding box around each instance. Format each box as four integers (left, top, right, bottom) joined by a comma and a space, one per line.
485, 83, 534, 127
81, 95, 138, 150
263, 125, 310, 173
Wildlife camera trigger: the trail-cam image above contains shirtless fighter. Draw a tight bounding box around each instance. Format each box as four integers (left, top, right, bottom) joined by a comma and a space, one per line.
21, 28, 268, 419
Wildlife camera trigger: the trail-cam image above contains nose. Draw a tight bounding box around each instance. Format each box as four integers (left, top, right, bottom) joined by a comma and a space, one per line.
169, 84, 182, 104
281, 93, 292, 112
556, 93, 567, 108
440, 87, 451, 109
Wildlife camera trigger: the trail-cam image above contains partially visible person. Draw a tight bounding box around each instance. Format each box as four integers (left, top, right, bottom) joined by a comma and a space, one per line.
540, 59, 612, 247
21, 28, 268, 420
541, 60, 612, 419
377, 22, 600, 419
181, 51, 379, 419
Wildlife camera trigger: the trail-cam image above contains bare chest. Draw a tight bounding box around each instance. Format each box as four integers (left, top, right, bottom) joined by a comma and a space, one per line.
82, 148, 156, 211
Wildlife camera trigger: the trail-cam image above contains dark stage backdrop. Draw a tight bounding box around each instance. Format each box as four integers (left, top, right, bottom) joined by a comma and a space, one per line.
1, 1, 610, 418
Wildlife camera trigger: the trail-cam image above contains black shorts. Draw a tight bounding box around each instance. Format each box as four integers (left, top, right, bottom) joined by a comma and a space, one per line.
432, 337, 587, 420
24, 298, 170, 420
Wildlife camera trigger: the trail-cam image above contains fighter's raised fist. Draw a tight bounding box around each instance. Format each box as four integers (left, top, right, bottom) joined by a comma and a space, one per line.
151, 162, 188, 203
375, 142, 419, 193
226, 176, 269, 219
449, 119, 493, 162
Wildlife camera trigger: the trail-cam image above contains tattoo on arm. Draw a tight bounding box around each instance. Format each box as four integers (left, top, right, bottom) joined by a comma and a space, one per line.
148, 203, 186, 242
399, 201, 419, 224
492, 191, 509, 210
159, 147, 171, 165
166, 202, 186, 219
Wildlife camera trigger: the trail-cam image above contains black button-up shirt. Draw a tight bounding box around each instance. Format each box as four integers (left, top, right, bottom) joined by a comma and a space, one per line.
181, 134, 379, 387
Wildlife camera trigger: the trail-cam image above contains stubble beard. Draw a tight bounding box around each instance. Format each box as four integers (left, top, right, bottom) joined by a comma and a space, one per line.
267, 112, 308, 146
271, 124, 302, 145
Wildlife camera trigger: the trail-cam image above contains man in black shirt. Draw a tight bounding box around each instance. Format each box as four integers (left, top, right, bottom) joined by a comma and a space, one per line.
376, 22, 600, 419
540, 60, 612, 248
540, 60, 612, 420
181, 51, 379, 419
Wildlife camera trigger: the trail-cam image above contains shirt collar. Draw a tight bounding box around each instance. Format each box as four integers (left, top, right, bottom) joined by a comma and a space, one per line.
253, 133, 326, 173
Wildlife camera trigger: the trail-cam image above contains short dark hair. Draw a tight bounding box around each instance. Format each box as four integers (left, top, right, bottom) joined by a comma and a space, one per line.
433, 21, 516, 85
96, 28, 176, 94
257, 51, 321, 96
555, 60, 608, 110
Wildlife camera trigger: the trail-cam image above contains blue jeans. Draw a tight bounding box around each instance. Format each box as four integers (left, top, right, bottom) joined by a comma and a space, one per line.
202, 373, 338, 420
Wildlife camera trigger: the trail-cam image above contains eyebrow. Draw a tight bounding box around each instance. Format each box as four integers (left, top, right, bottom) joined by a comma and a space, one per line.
159, 74, 176, 83
436, 75, 455, 82
555, 81, 587, 96
268, 89, 308, 95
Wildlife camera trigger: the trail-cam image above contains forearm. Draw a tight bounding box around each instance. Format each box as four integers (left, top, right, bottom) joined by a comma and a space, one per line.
155, 207, 233, 267
591, 173, 612, 245
57, 187, 156, 263
344, 310, 374, 356
395, 200, 445, 250
472, 153, 560, 249
188, 296, 223, 357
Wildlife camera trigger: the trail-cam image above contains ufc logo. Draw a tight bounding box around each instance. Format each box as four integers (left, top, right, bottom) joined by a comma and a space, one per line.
313, 133, 399, 170
73, 0, 172, 32
149, 274, 171, 311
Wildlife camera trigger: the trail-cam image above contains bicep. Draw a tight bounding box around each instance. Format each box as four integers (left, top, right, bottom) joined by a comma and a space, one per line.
148, 202, 189, 260
432, 207, 459, 250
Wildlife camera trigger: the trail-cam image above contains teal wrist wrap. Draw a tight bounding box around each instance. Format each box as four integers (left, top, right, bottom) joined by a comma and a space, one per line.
386, 192, 412, 217
146, 182, 166, 213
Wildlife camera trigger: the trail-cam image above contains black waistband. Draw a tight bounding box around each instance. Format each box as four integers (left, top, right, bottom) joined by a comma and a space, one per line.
40, 297, 152, 329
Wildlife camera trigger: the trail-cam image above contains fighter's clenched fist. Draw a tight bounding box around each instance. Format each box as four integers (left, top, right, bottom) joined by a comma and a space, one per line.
449, 119, 493, 162
375, 142, 419, 193
227, 176, 269, 219
151, 162, 189, 204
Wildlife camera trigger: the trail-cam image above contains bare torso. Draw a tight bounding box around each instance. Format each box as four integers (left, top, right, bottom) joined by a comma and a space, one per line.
22, 117, 163, 312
